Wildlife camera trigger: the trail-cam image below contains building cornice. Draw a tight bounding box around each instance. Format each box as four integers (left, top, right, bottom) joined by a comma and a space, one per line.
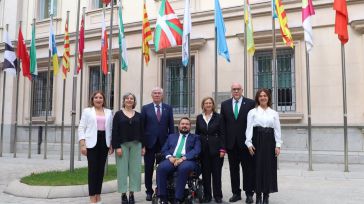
351, 20, 364, 34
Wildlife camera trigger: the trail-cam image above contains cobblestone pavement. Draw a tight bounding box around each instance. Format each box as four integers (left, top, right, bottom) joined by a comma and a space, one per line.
1, 153, 364, 204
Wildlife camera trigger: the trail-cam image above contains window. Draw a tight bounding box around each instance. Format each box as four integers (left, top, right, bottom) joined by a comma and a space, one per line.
89, 64, 115, 109
39, 0, 57, 20
163, 57, 195, 114
92, 0, 117, 9
253, 49, 296, 112
32, 71, 54, 117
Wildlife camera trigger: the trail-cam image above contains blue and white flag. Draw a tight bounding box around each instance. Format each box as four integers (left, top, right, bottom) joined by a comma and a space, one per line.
215, 0, 230, 62
182, 0, 191, 67
3, 30, 18, 75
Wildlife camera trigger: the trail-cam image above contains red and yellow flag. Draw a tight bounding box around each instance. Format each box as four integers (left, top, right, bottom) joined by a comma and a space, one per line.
275, 0, 294, 47
77, 14, 85, 73
142, 0, 152, 65
62, 14, 70, 79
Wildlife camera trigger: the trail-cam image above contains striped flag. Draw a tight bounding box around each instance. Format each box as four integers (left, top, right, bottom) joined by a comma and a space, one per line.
30, 22, 38, 77
17, 27, 31, 80
182, 0, 191, 67
77, 14, 85, 73
245, 0, 255, 55
49, 18, 59, 75
142, 0, 152, 65
154, 0, 183, 52
3, 29, 18, 75
275, 0, 294, 47
101, 13, 108, 75
333, 0, 348, 44
118, 1, 128, 71
302, 0, 315, 52
62, 14, 70, 79
215, 0, 230, 62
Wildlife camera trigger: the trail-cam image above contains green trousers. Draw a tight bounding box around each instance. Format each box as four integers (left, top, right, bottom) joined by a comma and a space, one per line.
115, 141, 142, 193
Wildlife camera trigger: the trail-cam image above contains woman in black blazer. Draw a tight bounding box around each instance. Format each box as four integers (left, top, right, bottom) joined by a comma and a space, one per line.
195, 97, 225, 203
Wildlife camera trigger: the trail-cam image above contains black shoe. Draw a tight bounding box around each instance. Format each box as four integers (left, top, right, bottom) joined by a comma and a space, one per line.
146, 193, 153, 201
245, 195, 254, 203
215, 197, 223, 203
229, 194, 242, 202
256, 195, 262, 204
122, 194, 128, 204
129, 194, 135, 204
202, 196, 212, 203
263, 194, 269, 204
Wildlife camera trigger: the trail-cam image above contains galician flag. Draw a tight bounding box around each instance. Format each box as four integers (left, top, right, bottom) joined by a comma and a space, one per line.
154, 0, 183, 52
118, 1, 128, 71
101, 13, 108, 75
30, 22, 38, 77
182, 0, 191, 67
245, 0, 255, 55
302, 0, 315, 52
275, 0, 294, 47
49, 18, 59, 75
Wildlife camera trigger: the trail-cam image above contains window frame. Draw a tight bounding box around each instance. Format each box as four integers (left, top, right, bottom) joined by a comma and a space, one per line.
32, 70, 54, 117
38, 0, 57, 20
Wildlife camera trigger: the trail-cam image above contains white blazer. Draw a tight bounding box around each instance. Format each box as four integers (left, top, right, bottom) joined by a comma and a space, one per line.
78, 107, 113, 148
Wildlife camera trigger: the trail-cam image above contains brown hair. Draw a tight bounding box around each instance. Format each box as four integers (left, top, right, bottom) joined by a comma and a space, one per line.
254, 88, 272, 108
90, 90, 106, 107
200, 96, 216, 113
179, 117, 191, 125
122, 92, 137, 109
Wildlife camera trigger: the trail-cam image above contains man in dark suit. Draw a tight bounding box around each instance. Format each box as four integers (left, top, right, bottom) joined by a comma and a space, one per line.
156, 117, 201, 204
220, 82, 255, 203
142, 87, 175, 201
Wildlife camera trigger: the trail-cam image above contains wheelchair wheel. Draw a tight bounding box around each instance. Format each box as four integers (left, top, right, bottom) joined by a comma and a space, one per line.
196, 180, 204, 203
152, 196, 159, 204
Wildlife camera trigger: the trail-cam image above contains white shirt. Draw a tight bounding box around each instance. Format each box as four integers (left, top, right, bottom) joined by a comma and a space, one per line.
154, 103, 163, 115
245, 106, 282, 148
232, 97, 243, 114
202, 112, 213, 125
166, 133, 189, 158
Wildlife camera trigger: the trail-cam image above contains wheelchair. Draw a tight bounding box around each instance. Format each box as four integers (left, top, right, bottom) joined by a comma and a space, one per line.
152, 154, 204, 204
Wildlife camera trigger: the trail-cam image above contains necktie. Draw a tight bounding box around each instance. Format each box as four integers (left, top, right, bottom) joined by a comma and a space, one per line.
234, 100, 239, 120
175, 134, 186, 159
156, 105, 161, 121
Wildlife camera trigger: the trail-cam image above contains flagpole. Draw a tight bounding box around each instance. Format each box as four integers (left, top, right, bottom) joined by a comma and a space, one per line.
305, 45, 313, 171
100, 4, 106, 91
29, 79, 34, 159
107, 0, 115, 110
70, 0, 81, 172
0, 27, 7, 157
140, 37, 144, 111
60, 11, 70, 160
243, 0, 248, 97
340, 44, 348, 172
13, 23, 21, 158
214, 27, 218, 104
78, 7, 86, 162
163, 49, 167, 89
272, 9, 277, 111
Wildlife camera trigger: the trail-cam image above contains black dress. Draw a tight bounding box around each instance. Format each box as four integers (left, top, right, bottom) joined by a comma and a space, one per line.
195, 112, 225, 200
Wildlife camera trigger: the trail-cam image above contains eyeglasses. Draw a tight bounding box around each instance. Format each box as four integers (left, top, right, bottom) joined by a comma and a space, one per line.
231, 88, 241, 92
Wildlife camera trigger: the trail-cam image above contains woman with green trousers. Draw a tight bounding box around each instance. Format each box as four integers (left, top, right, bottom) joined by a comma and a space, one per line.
112, 92, 145, 204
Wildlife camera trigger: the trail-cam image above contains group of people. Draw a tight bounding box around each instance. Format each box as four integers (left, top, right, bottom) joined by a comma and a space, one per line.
78, 82, 282, 204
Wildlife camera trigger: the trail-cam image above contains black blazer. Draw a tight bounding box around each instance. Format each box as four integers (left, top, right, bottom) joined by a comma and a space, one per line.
195, 112, 225, 157
220, 97, 255, 150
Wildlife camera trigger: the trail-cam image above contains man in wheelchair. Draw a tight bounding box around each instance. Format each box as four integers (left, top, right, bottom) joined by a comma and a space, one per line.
156, 117, 201, 204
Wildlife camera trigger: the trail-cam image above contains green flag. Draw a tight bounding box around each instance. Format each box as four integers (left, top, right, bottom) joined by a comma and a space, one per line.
118, 2, 128, 71
30, 22, 38, 76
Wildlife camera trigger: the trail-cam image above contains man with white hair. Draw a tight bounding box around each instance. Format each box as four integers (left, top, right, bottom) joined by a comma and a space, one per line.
141, 87, 175, 201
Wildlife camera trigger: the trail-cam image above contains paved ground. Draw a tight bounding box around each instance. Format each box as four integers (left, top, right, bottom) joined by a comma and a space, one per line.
1, 153, 364, 204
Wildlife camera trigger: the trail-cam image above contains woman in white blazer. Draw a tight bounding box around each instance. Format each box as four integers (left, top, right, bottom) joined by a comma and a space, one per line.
78, 91, 113, 204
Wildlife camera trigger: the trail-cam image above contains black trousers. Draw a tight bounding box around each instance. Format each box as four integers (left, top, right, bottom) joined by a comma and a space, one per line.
227, 143, 255, 196
144, 140, 161, 194
201, 151, 224, 199
87, 131, 109, 196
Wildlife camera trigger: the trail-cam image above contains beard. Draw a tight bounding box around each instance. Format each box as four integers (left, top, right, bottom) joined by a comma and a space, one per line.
179, 128, 190, 135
